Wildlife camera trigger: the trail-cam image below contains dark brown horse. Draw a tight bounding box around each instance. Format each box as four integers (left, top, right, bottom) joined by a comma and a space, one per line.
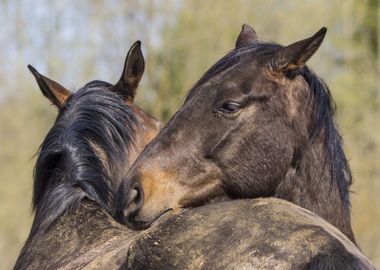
16, 199, 376, 269
118, 25, 357, 244
14, 39, 374, 270
127, 199, 374, 270
14, 41, 162, 269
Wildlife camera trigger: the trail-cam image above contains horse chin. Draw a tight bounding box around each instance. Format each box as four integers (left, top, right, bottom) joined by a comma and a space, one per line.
126, 208, 173, 230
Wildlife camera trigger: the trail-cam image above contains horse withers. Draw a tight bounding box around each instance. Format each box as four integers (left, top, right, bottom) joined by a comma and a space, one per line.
14, 41, 162, 269
118, 25, 356, 245
127, 199, 374, 269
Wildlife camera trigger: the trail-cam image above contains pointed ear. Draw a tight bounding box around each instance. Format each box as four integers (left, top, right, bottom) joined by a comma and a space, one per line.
235, 24, 259, 49
28, 65, 71, 108
109, 41, 145, 101
269, 27, 327, 72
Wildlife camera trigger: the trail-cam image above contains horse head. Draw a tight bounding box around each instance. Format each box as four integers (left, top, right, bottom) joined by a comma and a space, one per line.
118, 26, 354, 242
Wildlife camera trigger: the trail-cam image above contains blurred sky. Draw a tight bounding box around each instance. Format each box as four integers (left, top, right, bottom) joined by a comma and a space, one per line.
0, 0, 181, 99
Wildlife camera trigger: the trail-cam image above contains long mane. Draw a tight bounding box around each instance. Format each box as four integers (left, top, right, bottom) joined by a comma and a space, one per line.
299, 67, 352, 216
32, 81, 137, 235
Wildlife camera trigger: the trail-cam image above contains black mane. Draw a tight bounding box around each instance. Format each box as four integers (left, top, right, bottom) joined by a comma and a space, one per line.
32, 81, 137, 235
189, 43, 352, 216
299, 67, 352, 217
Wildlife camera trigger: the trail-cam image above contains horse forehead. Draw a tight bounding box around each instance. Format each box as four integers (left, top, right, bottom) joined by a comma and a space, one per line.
198, 67, 262, 94
187, 53, 272, 101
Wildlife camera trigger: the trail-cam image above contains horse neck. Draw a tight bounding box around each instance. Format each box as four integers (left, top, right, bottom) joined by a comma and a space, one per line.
276, 132, 356, 244
15, 200, 137, 269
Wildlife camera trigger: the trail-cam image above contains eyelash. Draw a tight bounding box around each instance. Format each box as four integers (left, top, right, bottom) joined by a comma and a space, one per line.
219, 102, 241, 113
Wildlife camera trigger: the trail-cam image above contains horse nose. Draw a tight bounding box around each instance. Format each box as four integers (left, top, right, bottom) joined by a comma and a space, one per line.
124, 182, 144, 219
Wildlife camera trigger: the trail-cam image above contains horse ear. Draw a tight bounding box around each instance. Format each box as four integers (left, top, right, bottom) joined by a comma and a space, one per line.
110, 41, 145, 101
269, 27, 327, 72
235, 24, 259, 49
28, 65, 71, 109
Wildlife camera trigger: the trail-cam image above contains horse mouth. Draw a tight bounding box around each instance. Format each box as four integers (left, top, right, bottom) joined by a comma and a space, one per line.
126, 208, 173, 230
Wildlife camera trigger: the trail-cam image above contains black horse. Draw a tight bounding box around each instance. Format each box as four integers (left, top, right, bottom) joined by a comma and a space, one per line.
118, 25, 356, 244
14, 41, 162, 269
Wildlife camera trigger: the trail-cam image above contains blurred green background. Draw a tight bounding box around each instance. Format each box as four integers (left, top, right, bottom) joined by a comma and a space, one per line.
1, 0, 379, 268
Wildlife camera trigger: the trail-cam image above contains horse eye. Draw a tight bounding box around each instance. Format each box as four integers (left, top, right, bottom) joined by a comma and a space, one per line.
219, 102, 241, 113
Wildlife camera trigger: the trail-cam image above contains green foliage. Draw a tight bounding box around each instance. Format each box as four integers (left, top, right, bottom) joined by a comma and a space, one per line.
0, 88, 56, 269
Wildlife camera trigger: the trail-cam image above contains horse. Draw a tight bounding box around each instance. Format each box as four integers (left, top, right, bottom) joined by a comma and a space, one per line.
14, 41, 162, 269
117, 25, 357, 244
126, 199, 374, 270
14, 36, 374, 270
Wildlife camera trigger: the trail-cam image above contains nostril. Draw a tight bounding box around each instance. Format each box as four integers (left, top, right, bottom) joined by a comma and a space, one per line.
133, 185, 144, 209
125, 184, 144, 218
